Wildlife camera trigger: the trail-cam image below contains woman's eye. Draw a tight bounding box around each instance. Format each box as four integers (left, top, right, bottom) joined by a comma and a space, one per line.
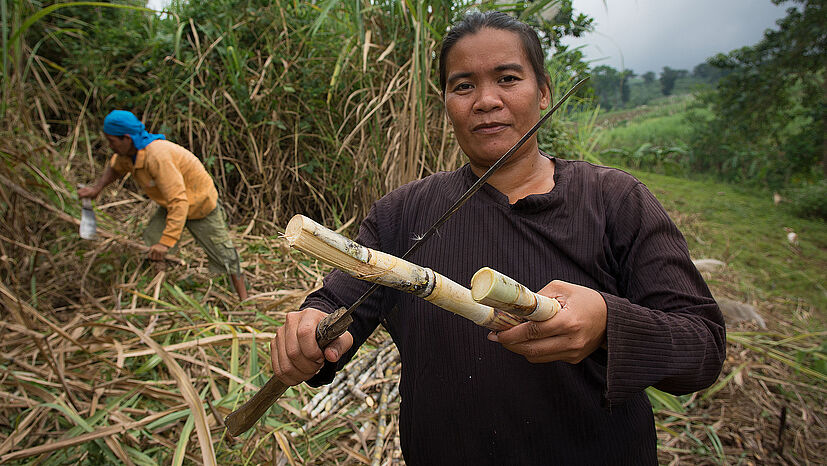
453, 82, 473, 92
500, 75, 520, 83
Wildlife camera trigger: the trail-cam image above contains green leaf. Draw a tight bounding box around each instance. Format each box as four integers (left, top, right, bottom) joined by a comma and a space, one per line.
646, 387, 685, 413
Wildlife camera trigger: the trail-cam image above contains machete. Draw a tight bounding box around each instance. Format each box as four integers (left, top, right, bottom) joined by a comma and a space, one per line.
224, 76, 590, 437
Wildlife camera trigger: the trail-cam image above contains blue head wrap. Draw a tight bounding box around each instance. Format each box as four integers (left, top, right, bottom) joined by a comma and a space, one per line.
103, 110, 165, 150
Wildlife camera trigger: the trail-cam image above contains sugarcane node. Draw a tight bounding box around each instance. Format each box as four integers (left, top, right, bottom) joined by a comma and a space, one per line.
316, 307, 354, 347
224, 373, 290, 437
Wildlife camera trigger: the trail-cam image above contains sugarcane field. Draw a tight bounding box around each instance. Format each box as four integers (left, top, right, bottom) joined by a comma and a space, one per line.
1, 1, 826, 465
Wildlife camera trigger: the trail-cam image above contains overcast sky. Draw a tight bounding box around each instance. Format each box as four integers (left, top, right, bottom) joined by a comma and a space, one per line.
563, 0, 790, 74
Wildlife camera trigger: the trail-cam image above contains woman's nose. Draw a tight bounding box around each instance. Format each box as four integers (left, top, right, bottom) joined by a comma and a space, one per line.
472, 84, 503, 113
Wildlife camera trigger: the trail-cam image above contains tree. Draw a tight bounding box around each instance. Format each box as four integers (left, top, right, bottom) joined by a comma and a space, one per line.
692, 62, 729, 83
642, 71, 655, 84
591, 65, 622, 109
620, 69, 634, 104
659, 66, 687, 96
589, 66, 635, 108
690, 0, 826, 184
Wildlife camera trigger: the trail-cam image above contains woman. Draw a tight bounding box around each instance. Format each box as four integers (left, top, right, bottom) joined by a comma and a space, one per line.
271, 11, 725, 465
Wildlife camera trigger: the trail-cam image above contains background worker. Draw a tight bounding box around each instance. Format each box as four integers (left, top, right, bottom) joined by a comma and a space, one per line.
269, 12, 724, 465
79, 110, 248, 301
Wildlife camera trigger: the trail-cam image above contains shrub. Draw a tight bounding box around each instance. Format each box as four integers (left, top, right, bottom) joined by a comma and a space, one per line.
786, 180, 827, 220
600, 143, 689, 176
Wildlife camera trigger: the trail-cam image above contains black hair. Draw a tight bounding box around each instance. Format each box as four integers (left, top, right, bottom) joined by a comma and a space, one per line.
438, 11, 550, 93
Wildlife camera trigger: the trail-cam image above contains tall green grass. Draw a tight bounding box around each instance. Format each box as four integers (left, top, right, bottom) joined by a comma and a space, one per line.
599, 113, 692, 150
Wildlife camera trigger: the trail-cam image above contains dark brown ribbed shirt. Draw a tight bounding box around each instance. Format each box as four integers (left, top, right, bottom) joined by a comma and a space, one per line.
305, 158, 726, 465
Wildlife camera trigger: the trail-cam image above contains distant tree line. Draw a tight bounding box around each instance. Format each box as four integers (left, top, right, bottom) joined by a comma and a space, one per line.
589, 63, 729, 110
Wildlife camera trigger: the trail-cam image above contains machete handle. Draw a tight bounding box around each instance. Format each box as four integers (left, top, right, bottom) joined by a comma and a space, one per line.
224, 307, 353, 437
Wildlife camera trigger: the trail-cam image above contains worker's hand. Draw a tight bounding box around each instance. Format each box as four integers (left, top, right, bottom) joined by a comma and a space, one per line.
77, 185, 101, 199
270, 308, 353, 386
488, 280, 607, 364
148, 243, 170, 261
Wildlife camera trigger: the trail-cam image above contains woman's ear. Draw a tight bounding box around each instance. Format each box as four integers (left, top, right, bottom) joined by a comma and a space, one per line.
442, 94, 454, 126
539, 77, 552, 110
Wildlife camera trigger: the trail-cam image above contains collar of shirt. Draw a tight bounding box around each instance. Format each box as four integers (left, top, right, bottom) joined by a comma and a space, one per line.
118, 149, 147, 172
134, 149, 146, 169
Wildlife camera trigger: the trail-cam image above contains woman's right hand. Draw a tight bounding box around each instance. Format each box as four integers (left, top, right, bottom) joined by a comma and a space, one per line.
78, 185, 100, 199
270, 308, 354, 386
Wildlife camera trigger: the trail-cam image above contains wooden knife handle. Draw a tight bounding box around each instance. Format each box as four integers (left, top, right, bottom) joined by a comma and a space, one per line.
224, 307, 353, 437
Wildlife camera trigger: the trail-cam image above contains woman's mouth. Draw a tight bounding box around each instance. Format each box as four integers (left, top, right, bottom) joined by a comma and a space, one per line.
472, 123, 508, 134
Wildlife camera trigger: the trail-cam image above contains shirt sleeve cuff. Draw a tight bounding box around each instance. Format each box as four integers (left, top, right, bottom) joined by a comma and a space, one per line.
159, 235, 178, 248
600, 291, 652, 406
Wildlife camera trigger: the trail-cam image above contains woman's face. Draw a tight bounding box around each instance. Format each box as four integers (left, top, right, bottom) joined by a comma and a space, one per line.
443, 28, 550, 171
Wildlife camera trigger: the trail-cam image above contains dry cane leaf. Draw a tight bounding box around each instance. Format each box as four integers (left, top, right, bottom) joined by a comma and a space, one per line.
0, 407, 182, 462
121, 332, 276, 358
124, 321, 217, 465
734, 367, 744, 387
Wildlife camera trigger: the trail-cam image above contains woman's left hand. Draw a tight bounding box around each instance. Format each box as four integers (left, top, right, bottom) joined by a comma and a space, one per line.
487, 280, 607, 364
148, 243, 170, 261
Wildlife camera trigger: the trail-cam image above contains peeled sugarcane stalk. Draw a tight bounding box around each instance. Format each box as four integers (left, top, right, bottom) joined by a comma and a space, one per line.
470, 267, 561, 321
285, 215, 524, 331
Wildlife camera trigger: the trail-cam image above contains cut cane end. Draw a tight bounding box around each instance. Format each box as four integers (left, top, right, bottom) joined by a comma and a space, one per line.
470, 267, 497, 302
284, 214, 310, 244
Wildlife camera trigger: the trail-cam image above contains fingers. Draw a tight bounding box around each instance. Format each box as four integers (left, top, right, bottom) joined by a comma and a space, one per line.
490, 317, 562, 346
324, 331, 354, 363
488, 279, 607, 364
78, 186, 100, 199
148, 244, 169, 261
272, 311, 324, 385
492, 333, 585, 364
292, 310, 325, 364
270, 308, 353, 386
489, 322, 589, 364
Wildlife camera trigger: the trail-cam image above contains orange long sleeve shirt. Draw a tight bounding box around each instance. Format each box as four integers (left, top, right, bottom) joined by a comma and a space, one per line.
110, 140, 218, 247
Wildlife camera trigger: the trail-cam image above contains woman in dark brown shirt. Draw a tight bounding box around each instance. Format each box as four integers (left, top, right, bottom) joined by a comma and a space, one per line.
270, 11, 725, 465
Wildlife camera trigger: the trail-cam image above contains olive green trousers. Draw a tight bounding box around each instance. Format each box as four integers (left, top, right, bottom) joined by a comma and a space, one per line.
142, 202, 242, 276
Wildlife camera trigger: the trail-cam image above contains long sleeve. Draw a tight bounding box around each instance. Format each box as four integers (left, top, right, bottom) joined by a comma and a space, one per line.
602, 181, 726, 405
146, 155, 189, 247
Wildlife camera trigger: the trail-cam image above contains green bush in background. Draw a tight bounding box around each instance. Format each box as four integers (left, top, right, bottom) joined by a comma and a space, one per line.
786, 180, 827, 220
